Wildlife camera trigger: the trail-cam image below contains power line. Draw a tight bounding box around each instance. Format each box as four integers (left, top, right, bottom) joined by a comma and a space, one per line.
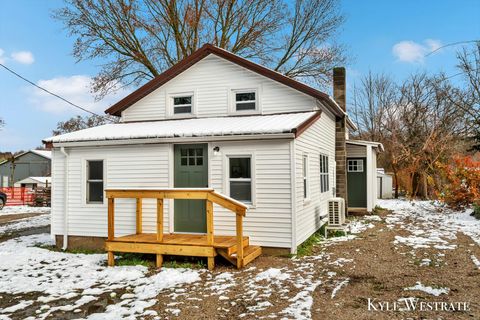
425, 40, 479, 57
0, 62, 111, 119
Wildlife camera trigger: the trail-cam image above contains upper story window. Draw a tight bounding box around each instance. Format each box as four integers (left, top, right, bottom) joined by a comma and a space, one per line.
173, 95, 193, 114
232, 89, 258, 113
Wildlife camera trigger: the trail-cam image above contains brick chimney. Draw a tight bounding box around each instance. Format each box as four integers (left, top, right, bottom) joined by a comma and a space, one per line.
333, 67, 348, 208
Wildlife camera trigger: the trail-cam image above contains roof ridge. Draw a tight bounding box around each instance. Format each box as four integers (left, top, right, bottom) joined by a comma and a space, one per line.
104, 44, 345, 118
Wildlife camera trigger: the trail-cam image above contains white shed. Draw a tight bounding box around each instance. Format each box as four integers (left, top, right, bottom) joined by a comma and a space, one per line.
14, 176, 51, 189
377, 169, 393, 199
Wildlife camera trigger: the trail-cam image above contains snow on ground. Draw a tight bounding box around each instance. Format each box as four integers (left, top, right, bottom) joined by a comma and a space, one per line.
378, 199, 480, 248
0, 234, 200, 319
404, 282, 449, 296
0, 214, 50, 234
0, 206, 50, 216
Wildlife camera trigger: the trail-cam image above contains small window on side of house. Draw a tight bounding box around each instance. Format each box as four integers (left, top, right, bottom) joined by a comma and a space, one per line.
235, 91, 256, 111
229, 156, 252, 203
303, 155, 308, 199
173, 95, 193, 114
87, 160, 104, 203
320, 154, 329, 193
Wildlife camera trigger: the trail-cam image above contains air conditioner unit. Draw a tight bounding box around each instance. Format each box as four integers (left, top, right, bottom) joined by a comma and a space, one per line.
328, 198, 345, 226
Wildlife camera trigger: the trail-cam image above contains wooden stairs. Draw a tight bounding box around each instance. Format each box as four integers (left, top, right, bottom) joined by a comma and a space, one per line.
217, 237, 262, 268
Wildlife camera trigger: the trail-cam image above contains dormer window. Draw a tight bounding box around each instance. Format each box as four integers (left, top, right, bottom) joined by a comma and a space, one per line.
233, 90, 258, 112
173, 95, 193, 114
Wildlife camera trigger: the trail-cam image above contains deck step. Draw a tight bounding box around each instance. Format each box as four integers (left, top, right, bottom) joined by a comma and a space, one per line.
242, 245, 262, 266
218, 245, 262, 267
226, 237, 250, 256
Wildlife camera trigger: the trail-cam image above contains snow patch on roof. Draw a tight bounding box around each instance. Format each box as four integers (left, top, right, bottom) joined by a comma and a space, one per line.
44, 112, 317, 144
31, 149, 52, 159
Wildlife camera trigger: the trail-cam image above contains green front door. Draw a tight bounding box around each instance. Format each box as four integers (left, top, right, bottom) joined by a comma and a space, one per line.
347, 157, 367, 208
174, 144, 208, 233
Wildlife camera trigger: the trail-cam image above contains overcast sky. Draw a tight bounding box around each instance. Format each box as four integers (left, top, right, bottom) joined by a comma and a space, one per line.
1, 0, 479, 151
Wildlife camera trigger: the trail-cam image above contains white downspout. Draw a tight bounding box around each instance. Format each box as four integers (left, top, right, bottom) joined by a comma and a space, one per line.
289, 140, 297, 254
60, 147, 69, 250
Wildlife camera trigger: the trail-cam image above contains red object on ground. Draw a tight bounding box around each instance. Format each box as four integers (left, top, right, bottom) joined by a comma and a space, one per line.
0, 187, 35, 206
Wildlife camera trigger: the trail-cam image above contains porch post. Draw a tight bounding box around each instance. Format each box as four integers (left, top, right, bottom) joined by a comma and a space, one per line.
107, 197, 115, 266
206, 199, 215, 270
156, 198, 164, 268
236, 213, 244, 269
136, 198, 142, 234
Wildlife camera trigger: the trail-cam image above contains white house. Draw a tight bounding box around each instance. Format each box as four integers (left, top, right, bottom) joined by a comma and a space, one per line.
44, 44, 371, 261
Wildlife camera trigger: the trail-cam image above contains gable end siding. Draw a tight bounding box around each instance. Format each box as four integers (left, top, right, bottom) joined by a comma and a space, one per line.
121, 55, 317, 122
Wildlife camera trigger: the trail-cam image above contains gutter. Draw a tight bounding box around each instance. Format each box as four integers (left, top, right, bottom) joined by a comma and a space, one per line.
47, 133, 296, 148
60, 147, 69, 250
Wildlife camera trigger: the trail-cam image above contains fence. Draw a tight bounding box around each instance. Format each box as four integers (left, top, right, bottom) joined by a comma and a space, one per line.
0, 187, 51, 207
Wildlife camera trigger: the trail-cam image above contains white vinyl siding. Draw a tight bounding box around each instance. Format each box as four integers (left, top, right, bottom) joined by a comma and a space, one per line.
51, 139, 293, 249
294, 110, 336, 247
51, 144, 171, 237
121, 55, 316, 122
212, 140, 292, 248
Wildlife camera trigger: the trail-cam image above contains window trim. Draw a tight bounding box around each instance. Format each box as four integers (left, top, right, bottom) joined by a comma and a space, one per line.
230, 88, 260, 115
319, 153, 329, 193
224, 153, 256, 207
168, 91, 196, 118
347, 159, 364, 172
85, 159, 105, 205
302, 154, 309, 200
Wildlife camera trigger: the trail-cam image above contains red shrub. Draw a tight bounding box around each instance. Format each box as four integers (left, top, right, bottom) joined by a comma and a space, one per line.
436, 156, 480, 208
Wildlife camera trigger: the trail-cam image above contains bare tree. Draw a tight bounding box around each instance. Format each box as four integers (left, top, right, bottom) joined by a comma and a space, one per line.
54, 0, 346, 98
352, 72, 469, 199
456, 42, 480, 150
53, 114, 119, 136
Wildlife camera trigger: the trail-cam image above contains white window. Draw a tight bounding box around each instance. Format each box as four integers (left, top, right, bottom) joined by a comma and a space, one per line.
347, 159, 364, 172
86, 160, 104, 203
320, 154, 329, 193
172, 95, 193, 114
233, 90, 257, 112
303, 154, 309, 199
228, 156, 252, 204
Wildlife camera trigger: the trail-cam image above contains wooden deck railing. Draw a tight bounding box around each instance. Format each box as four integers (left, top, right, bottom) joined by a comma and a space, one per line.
105, 188, 248, 269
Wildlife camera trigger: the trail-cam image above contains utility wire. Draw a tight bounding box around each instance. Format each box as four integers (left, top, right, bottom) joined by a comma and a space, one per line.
0, 62, 112, 120
425, 40, 479, 57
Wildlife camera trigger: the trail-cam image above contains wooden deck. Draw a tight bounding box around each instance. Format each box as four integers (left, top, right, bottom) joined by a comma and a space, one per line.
105, 189, 262, 270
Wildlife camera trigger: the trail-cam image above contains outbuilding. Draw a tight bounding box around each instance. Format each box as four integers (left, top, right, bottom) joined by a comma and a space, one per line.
346, 140, 383, 212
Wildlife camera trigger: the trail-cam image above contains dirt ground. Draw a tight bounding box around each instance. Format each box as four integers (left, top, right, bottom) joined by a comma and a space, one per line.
140, 209, 480, 320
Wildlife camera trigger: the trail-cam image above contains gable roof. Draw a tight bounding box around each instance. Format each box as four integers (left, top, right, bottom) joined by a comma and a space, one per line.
105, 44, 346, 119
30, 150, 52, 159
44, 111, 320, 145
0, 150, 51, 165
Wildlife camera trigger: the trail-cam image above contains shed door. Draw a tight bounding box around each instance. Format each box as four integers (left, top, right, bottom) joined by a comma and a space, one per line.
174, 144, 208, 233
347, 158, 367, 208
